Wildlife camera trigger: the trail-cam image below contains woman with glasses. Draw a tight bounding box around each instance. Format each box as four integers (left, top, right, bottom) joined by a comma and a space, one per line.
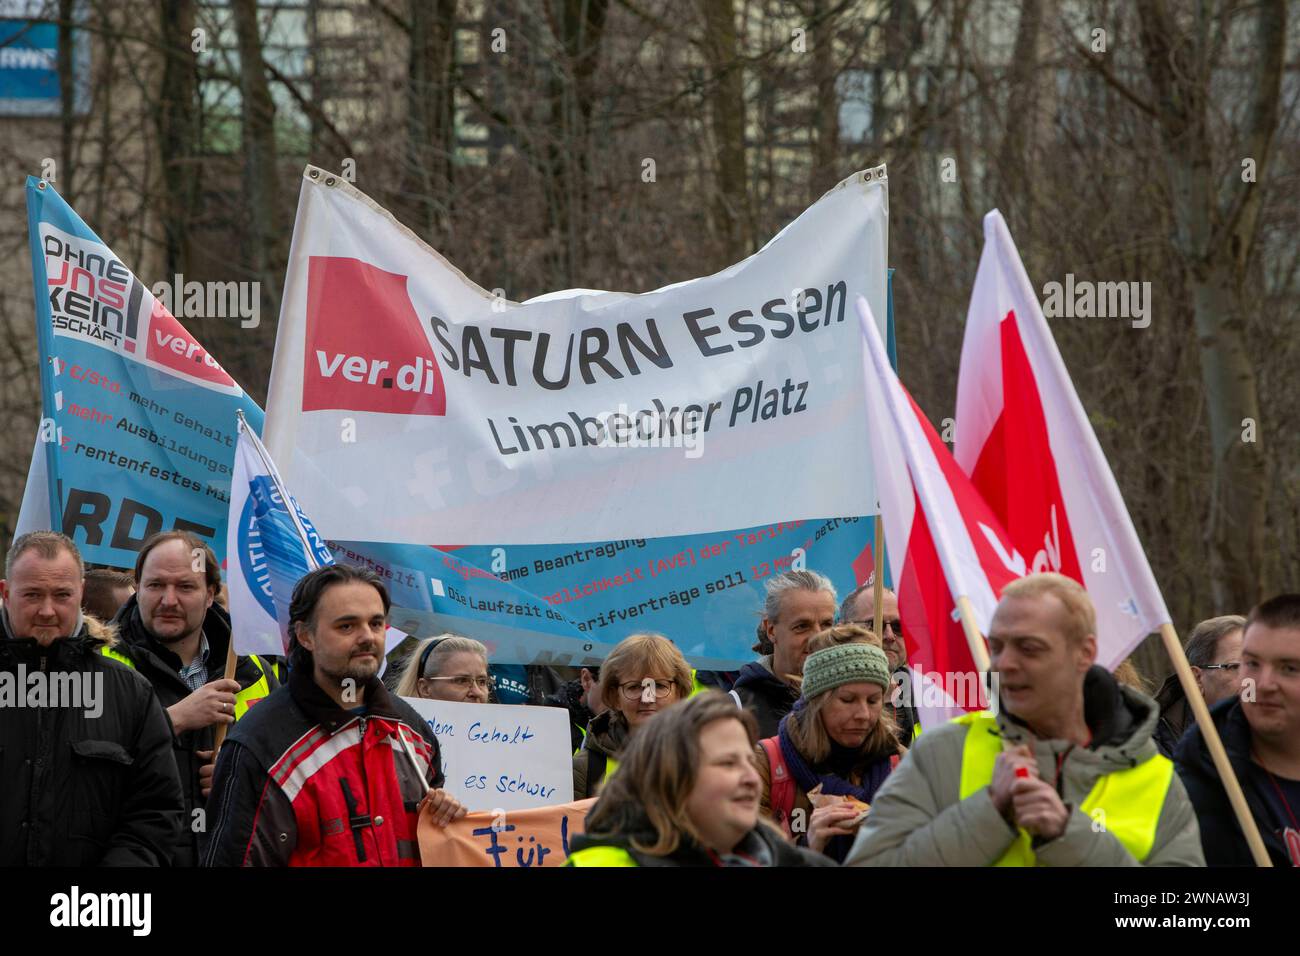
566, 692, 832, 867
573, 633, 692, 799
394, 635, 494, 703
755, 625, 905, 862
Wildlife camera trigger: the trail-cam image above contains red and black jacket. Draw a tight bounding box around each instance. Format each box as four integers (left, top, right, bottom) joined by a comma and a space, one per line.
200, 656, 442, 867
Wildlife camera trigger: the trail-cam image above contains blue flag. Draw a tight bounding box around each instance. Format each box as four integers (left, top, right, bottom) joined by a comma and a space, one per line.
26, 176, 264, 567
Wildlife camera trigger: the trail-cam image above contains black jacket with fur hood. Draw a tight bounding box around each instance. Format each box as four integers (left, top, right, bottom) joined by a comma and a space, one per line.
0, 610, 184, 865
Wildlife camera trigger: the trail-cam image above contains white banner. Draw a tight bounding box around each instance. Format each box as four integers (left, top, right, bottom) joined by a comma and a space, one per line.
226, 414, 333, 658
265, 166, 889, 545
14, 432, 50, 539
403, 698, 575, 811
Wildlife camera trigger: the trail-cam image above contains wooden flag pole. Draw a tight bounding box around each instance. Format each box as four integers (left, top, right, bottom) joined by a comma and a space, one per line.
872, 514, 885, 644
1157, 621, 1271, 866
954, 595, 992, 673
211, 642, 238, 754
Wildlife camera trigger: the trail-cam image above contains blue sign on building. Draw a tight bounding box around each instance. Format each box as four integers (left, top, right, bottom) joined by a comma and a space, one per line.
0, 1, 90, 116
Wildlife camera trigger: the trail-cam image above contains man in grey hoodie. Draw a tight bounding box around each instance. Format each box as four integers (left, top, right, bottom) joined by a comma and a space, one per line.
845, 572, 1204, 867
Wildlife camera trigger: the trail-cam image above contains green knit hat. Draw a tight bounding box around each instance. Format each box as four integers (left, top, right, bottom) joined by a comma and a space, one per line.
801, 642, 892, 700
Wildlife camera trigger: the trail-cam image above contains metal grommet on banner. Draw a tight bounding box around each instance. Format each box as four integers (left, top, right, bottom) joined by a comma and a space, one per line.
309, 168, 319, 179
37, 180, 47, 189
325, 177, 336, 186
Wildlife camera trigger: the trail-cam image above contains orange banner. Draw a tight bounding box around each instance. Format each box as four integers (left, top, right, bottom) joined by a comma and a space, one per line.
419, 798, 596, 867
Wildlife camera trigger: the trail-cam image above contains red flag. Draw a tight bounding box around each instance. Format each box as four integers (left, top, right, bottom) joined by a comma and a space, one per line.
857, 298, 1023, 720
955, 212, 1171, 667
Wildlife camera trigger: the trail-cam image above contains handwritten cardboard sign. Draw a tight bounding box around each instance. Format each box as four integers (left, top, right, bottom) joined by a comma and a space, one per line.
402, 697, 575, 811
419, 799, 597, 867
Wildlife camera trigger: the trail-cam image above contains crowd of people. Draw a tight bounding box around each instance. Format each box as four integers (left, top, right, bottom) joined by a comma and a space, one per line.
1, 529, 1296, 867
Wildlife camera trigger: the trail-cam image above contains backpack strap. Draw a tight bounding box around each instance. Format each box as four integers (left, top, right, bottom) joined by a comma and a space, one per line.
760, 736, 796, 839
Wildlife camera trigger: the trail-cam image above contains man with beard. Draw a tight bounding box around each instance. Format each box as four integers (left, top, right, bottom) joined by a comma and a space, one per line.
201, 565, 466, 866
105, 530, 279, 866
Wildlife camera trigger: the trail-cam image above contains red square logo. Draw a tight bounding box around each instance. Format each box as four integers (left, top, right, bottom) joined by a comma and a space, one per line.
302, 257, 447, 416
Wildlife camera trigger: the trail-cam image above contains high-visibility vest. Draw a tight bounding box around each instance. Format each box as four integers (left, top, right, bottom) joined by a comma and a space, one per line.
565, 845, 638, 867
690, 669, 707, 697
954, 711, 1174, 866
99, 645, 272, 721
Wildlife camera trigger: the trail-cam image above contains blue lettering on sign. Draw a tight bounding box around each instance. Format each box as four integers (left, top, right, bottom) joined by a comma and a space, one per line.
466, 721, 535, 745
514, 833, 552, 867
425, 717, 455, 737
560, 815, 571, 856
472, 824, 513, 867
496, 773, 556, 801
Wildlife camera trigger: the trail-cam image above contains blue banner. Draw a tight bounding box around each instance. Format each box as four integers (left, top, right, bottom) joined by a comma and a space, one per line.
26, 177, 265, 567
0, 5, 91, 117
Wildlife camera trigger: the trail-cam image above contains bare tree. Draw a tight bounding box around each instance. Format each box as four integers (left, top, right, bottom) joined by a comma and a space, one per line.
156, 0, 200, 278
232, 0, 283, 313
699, 0, 752, 264
1131, 0, 1287, 610
401, 0, 458, 241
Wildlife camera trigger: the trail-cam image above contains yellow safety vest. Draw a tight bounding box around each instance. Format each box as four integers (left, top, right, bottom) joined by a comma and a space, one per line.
99, 646, 272, 720
565, 845, 638, 867
690, 669, 707, 697
955, 711, 1173, 865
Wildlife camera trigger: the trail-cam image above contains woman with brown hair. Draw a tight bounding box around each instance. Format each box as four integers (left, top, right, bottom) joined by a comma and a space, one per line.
572, 632, 692, 798
566, 692, 831, 867
756, 624, 905, 862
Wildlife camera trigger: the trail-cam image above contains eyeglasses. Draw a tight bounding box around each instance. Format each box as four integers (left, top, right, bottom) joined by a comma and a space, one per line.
854, 618, 905, 639
422, 675, 495, 691
1199, 662, 1241, 672
619, 679, 676, 701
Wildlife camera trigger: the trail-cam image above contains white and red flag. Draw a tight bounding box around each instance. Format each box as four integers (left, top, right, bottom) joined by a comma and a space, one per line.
856, 297, 1024, 723
954, 210, 1171, 668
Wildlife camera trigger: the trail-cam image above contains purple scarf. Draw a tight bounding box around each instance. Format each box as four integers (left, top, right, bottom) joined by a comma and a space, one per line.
776, 705, 893, 804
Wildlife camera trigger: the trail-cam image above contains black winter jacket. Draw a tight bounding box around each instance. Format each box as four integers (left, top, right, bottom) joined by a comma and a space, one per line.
0, 610, 184, 866
1174, 696, 1292, 866
1153, 673, 1192, 759
110, 596, 280, 866
732, 656, 800, 739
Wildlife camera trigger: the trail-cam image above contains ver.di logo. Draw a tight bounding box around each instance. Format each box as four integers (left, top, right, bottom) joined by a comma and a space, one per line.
302, 256, 447, 416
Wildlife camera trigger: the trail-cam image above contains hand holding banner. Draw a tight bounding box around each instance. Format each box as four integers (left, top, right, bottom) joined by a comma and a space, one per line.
419, 799, 595, 867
